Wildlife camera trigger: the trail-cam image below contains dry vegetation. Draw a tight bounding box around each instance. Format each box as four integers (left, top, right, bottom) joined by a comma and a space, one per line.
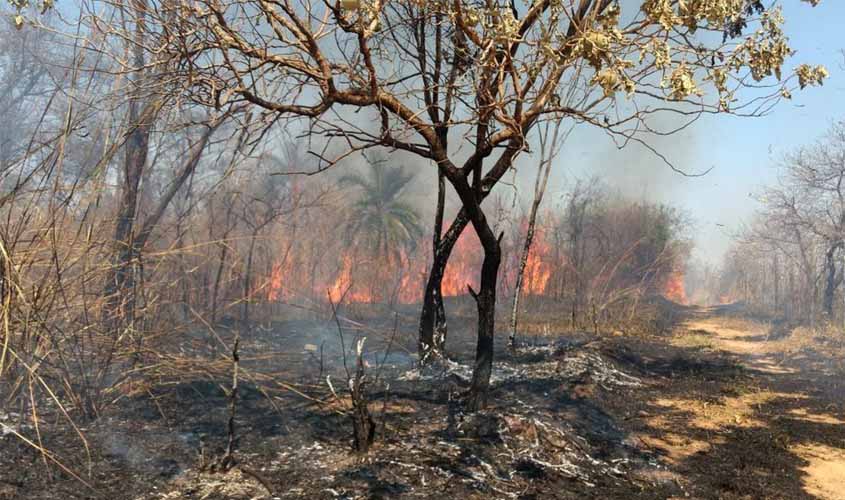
1, 0, 843, 498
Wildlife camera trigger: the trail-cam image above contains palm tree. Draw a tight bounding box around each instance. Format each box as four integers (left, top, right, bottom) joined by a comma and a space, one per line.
339, 154, 423, 273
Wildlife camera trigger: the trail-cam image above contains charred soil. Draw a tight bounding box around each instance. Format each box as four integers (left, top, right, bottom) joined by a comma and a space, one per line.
2, 303, 844, 499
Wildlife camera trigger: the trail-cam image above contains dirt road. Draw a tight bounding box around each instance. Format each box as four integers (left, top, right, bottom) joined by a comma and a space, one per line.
667, 306, 845, 499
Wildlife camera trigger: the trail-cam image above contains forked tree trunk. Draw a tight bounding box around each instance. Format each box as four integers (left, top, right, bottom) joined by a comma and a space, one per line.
421, 144, 521, 405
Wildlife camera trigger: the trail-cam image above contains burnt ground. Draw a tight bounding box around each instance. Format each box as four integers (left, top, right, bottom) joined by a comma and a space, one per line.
2, 302, 845, 499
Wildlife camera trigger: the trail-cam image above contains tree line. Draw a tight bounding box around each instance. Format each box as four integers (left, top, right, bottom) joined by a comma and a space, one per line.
715, 121, 845, 328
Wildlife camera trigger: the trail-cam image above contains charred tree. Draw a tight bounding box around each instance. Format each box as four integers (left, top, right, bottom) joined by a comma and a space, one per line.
418, 208, 468, 362
466, 230, 503, 411
350, 338, 375, 454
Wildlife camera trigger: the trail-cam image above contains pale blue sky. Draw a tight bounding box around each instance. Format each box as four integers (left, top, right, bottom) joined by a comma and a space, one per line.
562, 1, 845, 265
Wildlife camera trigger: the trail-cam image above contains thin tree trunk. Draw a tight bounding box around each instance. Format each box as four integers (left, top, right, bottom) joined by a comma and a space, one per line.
509, 120, 560, 347
222, 332, 239, 468
211, 243, 229, 324
211, 204, 235, 324
510, 216, 537, 347
823, 242, 841, 317
243, 230, 258, 329
224, 229, 258, 464
773, 252, 780, 312
133, 118, 225, 251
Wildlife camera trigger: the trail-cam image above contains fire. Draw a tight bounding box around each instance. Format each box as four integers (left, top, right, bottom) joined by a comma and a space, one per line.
327, 254, 377, 303
263, 216, 563, 305
520, 226, 553, 296
397, 267, 428, 304
663, 270, 687, 305
267, 263, 286, 301
441, 228, 482, 297
262, 214, 592, 305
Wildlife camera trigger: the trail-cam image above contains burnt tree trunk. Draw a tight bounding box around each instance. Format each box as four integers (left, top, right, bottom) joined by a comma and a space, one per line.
509, 212, 536, 347
223, 229, 259, 464
418, 252, 448, 361
419, 209, 469, 362
350, 339, 375, 454
466, 229, 502, 411
421, 139, 522, 406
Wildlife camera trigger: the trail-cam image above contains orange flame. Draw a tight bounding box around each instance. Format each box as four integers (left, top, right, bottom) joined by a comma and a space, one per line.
663, 270, 687, 304
263, 214, 630, 305
267, 263, 286, 301
327, 254, 377, 303
521, 226, 553, 295
440, 227, 482, 297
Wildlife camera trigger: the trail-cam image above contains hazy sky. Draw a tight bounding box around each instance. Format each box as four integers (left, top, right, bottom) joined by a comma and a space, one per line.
558, 1, 845, 265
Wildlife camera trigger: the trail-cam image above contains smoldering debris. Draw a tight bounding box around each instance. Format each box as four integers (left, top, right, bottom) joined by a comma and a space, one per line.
115, 333, 664, 499
399, 347, 642, 391
145, 403, 662, 499
556, 352, 642, 390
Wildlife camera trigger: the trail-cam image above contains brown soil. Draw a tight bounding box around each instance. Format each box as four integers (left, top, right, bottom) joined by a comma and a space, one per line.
663, 306, 845, 500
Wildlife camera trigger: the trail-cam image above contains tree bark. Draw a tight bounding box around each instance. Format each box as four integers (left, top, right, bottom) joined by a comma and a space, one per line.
104, 0, 150, 332
466, 229, 502, 411
510, 216, 537, 347
823, 241, 842, 317
420, 142, 522, 406
418, 140, 521, 364
418, 209, 469, 362
509, 121, 558, 347
104, 97, 149, 331
211, 242, 229, 323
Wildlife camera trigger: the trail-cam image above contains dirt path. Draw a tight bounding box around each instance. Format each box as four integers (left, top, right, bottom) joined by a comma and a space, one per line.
678, 306, 845, 500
